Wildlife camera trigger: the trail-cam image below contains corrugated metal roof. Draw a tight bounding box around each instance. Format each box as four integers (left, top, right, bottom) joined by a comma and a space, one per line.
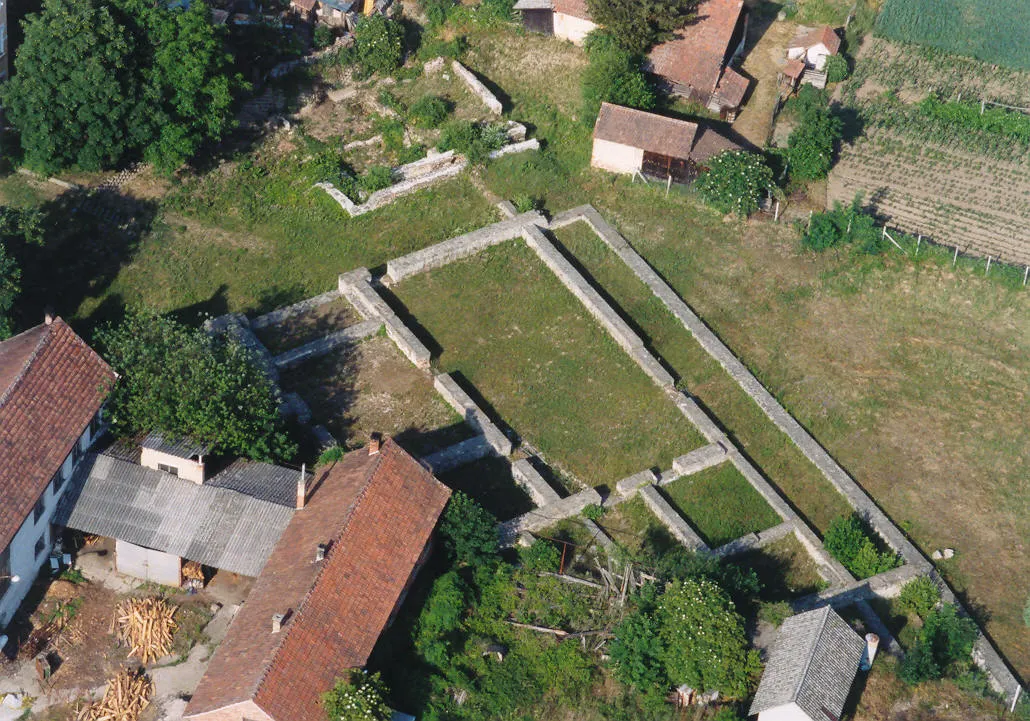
513, 0, 554, 10
749, 606, 866, 720
141, 432, 211, 459
55, 454, 294, 577
206, 458, 308, 508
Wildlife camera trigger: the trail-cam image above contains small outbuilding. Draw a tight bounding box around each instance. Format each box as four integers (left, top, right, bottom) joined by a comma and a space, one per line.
591, 102, 741, 183
749, 606, 867, 721
787, 25, 841, 71
512, 0, 596, 44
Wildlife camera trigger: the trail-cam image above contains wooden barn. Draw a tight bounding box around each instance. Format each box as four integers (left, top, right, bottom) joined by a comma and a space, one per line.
590, 102, 741, 183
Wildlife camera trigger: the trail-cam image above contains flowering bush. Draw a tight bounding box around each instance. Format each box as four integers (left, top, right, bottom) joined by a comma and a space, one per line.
323, 670, 392, 721
694, 150, 774, 217
354, 16, 405, 75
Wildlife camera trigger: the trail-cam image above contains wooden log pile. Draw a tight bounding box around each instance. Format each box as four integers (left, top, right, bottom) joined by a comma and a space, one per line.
76, 669, 153, 721
182, 561, 205, 583
113, 597, 178, 664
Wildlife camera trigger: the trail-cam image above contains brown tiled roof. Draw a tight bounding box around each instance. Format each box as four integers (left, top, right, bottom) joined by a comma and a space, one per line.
647, 0, 745, 93
292, 0, 317, 12
184, 439, 451, 721
715, 66, 749, 108
791, 25, 841, 55
783, 58, 806, 79
0, 319, 115, 552
594, 102, 698, 159
689, 126, 743, 164
553, 0, 591, 20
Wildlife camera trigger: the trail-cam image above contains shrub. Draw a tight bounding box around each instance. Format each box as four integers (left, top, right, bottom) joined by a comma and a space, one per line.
415, 570, 469, 666
610, 609, 667, 696
377, 88, 406, 114
439, 491, 500, 565
306, 149, 347, 184
801, 195, 888, 254
519, 540, 561, 572
511, 193, 539, 213
480, 0, 517, 22
317, 445, 346, 465
361, 165, 395, 192
423, 0, 456, 26
658, 577, 761, 698
417, 35, 468, 60
397, 143, 427, 164
313, 24, 336, 49
374, 114, 407, 154
823, 54, 849, 83
898, 604, 978, 684
581, 503, 606, 521
823, 514, 900, 579
354, 15, 405, 75
787, 88, 842, 181
711, 708, 745, 721
408, 95, 450, 128
898, 576, 941, 619
437, 120, 507, 164
581, 31, 656, 123
694, 150, 774, 217
323, 670, 391, 721
758, 601, 793, 627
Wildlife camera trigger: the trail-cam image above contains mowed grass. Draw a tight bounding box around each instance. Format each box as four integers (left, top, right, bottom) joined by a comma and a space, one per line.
390, 240, 706, 486
660, 464, 782, 547
551, 223, 851, 531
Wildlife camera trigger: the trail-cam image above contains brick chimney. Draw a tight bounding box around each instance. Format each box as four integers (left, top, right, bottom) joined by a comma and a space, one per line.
271, 613, 285, 633
296, 463, 307, 510
369, 432, 382, 455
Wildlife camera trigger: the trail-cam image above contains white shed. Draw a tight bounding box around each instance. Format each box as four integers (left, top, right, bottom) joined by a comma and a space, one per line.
787, 26, 841, 71
749, 606, 866, 721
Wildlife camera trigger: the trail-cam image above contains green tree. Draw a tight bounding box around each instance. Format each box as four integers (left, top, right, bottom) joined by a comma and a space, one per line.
438, 492, 499, 565
657, 577, 760, 698
2, 0, 147, 172
96, 310, 296, 462
354, 15, 405, 75
0, 207, 44, 339
581, 32, 656, 123
585, 0, 699, 54
610, 607, 667, 696
323, 670, 392, 721
787, 90, 842, 181
694, 150, 774, 216
416, 570, 470, 666
823, 54, 849, 83
898, 604, 978, 684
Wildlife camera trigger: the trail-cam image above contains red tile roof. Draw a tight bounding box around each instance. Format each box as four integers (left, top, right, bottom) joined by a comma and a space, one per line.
292, 0, 317, 11
0, 319, 115, 551
647, 0, 745, 94
689, 126, 743, 164
783, 58, 806, 79
715, 66, 749, 107
553, 0, 591, 20
184, 438, 451, 721
594, 102, 699, 159
792, 25, 841, 55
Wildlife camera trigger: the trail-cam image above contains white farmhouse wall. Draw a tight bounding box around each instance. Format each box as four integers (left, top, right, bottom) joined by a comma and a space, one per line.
140, 447, 206, 484
0, 416, 100, 627
759, 702, 810, 721
787, 46, 806, 61
116, 539, 182, 587
553, 12, 596, 45
806, 43, 832, 70
590, 138, 644, 175
184, 699, 275, 721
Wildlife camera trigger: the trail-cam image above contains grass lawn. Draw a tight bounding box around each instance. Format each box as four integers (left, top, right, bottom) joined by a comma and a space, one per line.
659, 464, 782, 547
389, 240, 707, 486
597, 497, 667, 553
437, 455, 534, 522
736, 534, 828, 602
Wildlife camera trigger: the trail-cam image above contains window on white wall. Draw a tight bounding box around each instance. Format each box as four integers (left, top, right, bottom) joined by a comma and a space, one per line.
53, 468, 66, 494
34, 534, 46, 558
33, 497, 46, 524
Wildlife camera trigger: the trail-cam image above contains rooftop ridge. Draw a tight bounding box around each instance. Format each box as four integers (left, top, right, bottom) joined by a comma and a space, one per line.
251, 448, 388, 707
0, 322, 53, 409
792, 605, 832, 703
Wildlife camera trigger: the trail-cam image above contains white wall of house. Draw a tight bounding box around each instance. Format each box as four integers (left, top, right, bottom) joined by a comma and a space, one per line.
115, 539, 183, 587
140, 447, 206, 484
553, 12, 596, 45
185, 699, 275, 721
0, 413, 102, 627
758, 702, 811, 721
806, 43, 833, 70
590, 138, 643, 175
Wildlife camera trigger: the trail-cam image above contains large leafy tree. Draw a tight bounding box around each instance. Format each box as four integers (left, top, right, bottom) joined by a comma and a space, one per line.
2, 0, 240, 173
787, 87, 843, 181
0, 207, 44, 339
2, 0, 148, 172
585, 0, 698, 54
438, 492, 500, 566
96, 310, 295, 462
581, 32, 656, 123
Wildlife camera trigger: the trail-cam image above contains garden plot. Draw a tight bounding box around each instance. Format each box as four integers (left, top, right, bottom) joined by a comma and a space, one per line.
279, 334, 471, 457
389, 240, 708, 486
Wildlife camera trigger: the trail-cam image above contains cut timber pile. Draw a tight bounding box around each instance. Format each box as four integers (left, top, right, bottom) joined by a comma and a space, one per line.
182, 561, 204, 582
114, 597, 178, 664
76, 669, 153, 721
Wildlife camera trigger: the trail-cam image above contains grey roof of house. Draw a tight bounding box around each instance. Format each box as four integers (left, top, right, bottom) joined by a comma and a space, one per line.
749, 606, 866, 720
206, 458, 308, 508
55, 454, 294, 577
141, 432, 211, 460
513, 0, 554, 10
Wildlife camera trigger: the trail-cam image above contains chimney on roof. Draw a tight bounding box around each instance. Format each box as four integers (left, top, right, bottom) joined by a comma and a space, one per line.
271, 613, 285, 633
44, 308, 54, 326
369, 432, 382, 455
296, 463, 307, 510
315, 543, 328, 562
860, 633, 880, 671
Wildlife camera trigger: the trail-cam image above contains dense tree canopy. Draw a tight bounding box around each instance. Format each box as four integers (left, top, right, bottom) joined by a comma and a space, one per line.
585, 0, 698, 54
96, 310, 295, 462
438, 491, 500, 565
0, 207, 44, 340
581, 32, 657, 123
2, 0, 241, 173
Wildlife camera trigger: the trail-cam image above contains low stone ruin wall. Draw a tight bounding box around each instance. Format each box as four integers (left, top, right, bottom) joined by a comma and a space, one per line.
422, 435, 494, 474
451, 60, 503, 115
512, 459, 562, 507
499, 487, 603, 543
434, 373, 512, 456
638, 485, 709, 552
251, 289, 343, 330
712, 521, 794, 558
273, 319, 382, 369
338, 268, 431, 368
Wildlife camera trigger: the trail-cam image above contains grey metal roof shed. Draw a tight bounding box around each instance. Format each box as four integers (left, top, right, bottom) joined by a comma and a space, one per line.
749, 606, 866, 721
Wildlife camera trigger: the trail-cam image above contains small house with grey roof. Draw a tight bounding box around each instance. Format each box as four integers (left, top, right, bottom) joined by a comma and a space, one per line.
54, 432, 310, 587
749, 606, 866, 721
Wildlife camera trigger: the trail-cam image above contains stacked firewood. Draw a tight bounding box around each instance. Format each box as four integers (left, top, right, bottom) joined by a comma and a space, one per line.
181, 561, 205, 583
76, 669, 153, 721
113, 597, 178, 664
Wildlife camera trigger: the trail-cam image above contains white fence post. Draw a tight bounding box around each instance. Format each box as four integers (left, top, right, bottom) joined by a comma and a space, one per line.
985, 256, 992, 276
953, 246, 960, 267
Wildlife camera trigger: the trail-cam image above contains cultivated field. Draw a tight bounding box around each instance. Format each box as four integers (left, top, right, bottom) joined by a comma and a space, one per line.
831, 36, 1030, 265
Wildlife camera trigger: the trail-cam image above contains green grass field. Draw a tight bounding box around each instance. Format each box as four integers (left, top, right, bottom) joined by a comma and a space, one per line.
390, 240, 707, 486
660, 464, 782, 547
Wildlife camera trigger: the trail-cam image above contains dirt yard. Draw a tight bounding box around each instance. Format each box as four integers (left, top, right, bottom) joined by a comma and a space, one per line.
732, 3, 797, 147
253, 297, 360, 355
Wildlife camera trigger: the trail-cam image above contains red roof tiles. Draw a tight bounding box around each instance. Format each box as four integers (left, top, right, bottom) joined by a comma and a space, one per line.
553, 0, 591, 20
647, 0, 745, 96
792, 25, 841, 55
0, 319, 115, 551
593, 103, 741, 162
184, 439, 451, 721
715, 66, 749, 107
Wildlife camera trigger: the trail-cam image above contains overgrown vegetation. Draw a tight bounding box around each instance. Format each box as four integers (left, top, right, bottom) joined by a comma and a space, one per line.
801, 195, 891, 254
897, 604, 979, 684
437, 120, 508, 163
323, 670, 392, 721
918, 95, 1030, 143
353, 15, 405, 75
694, 151, 774, 217
898, 575, 942, 619
585, 0, 699, 54
823, 514, 901, 579
0, 207, 43, 339
97, 309, 296, 461
581, 32, 657, 123
786, 86, 842, 181
3, 0, 241, 172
